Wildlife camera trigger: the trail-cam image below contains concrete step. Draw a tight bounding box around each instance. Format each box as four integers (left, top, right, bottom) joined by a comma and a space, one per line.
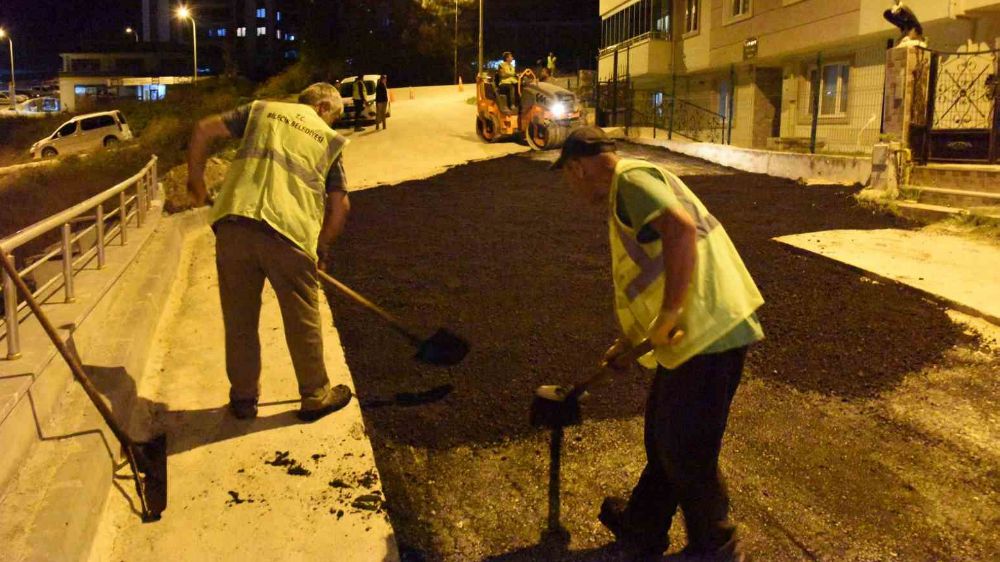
908, 164, 1000, 193
901, 185, 1000, 208
895, 201, 966, 223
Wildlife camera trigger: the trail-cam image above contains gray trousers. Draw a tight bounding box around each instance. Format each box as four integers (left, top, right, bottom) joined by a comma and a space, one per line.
375, 102, 388, 129
215, 219, 330, 403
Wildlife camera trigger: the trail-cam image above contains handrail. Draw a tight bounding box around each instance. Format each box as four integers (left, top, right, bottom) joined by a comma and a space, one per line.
915, 45, 1000, 56
0, 155, 158, 359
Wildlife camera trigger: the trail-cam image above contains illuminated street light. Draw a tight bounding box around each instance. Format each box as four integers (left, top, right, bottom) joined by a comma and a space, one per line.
175, 6, 198, 85
125, 26, 139, 43
0, 29, 14, 105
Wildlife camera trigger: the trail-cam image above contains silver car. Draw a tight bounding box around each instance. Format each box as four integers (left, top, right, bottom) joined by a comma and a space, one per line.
31, 110, 133, 159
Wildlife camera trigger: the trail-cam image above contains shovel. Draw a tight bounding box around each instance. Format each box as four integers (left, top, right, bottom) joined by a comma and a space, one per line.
318, 270, 469, 366
0, 252, 167, 522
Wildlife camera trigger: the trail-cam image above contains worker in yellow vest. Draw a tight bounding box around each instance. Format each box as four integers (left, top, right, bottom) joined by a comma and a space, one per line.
498, 51, 519, 111
546, 51, 557, 75
551, 127, 763, 562
186, 82, 353, 423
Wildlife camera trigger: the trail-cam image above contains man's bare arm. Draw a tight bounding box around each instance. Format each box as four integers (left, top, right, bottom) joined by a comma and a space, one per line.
186, 116, 233, 206
317, 191, 350, 268
647, 205, 698, 345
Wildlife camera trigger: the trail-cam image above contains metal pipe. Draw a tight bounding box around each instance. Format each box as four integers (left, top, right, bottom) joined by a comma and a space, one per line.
96, 203, 105, 268
61, 223, 75, 302
136, 177, 146, 228
2, 251, 19, 359
119, 192, 128, 245
727, 64, 735, 145
810, 52, 822, 154
478, 0, 483, 73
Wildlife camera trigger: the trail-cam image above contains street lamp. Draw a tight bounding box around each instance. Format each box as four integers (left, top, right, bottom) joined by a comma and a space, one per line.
125, 26, 139, 43
0, 29, 14, 105
175, 6, 197, 85
454, 0, 458, 84
478, 0, 483, 74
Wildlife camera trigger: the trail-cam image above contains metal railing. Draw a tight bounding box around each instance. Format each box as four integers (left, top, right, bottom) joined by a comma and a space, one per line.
0, 156, 158, 360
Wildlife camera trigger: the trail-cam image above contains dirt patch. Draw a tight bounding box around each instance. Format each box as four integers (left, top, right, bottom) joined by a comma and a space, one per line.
328, 148, 971, 450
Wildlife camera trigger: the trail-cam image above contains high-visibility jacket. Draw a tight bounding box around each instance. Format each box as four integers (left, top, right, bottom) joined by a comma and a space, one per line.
212, 100, 347, 261
609, 159, 764, 369
352, 80, 365, 100
499, 61, 518, 84
547, 55, 557, 71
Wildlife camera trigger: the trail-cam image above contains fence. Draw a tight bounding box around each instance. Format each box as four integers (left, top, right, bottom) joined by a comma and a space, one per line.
1, 156, 158, 360
595, 76, 729, 143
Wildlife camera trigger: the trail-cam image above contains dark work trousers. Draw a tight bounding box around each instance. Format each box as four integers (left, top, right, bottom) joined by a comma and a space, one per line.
353, 101, 365, 127
623, 346, 747, 553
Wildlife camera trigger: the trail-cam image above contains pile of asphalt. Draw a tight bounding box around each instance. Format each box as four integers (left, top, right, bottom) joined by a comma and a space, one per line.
328, 148, 971, 450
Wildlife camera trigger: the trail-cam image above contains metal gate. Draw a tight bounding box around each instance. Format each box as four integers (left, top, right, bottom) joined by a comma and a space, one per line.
919, 48, 1000, 164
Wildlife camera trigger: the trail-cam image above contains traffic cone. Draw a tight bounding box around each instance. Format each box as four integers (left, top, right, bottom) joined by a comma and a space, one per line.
409, 87, 415, 100
458, 77, 464, 92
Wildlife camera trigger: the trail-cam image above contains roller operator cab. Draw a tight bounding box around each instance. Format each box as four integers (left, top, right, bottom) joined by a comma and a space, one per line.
476, 69, 581, 150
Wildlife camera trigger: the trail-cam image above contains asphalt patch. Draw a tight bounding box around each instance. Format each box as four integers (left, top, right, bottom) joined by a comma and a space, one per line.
329, 150, 972, 449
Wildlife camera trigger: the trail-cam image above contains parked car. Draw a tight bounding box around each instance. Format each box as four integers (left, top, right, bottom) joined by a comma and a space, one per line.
30, 110, 133, 159
0, 92, 29, 105
3, 96, 62, 118
338, 75, 390, 123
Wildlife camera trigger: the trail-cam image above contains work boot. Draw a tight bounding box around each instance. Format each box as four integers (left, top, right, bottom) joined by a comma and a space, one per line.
229, 398, 258, 420
298, 384, 352, 422
598, 497, 669, 559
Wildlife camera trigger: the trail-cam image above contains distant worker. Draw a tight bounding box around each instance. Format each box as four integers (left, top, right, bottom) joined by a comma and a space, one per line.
539, 66, 552, 83
352, 74, 367, 131
547, 51, 557, 75
498, 51, 519, 110
375, 74, 389, 131
552, 127, 764, 562
186, 82, 354, 422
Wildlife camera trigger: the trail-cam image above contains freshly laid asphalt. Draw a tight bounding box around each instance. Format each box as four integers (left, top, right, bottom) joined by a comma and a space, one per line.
325, 144, 997, 561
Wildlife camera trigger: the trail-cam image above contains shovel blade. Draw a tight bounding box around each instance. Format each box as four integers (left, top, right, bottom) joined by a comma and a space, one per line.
415, 328, 470, 366
133, 433, 168, 522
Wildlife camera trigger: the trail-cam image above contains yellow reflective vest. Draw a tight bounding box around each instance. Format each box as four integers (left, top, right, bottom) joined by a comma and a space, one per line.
499, 61, 518, 84
609, 159, 764, 369
211, 100, 347, 261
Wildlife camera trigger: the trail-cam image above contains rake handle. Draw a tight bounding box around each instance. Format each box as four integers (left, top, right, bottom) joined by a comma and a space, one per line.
317, 269, 423, 346
0, 251, 134, 447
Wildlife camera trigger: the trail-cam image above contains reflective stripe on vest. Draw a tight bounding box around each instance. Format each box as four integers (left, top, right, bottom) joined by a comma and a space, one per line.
609, 159, 764, 369
211, 100, 347, 261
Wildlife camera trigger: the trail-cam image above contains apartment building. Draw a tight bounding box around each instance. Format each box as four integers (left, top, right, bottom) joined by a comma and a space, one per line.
598, 1, 1000, 154
142, 0, 300, 78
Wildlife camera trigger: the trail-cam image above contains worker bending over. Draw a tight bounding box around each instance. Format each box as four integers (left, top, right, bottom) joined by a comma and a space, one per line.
187, 83, 354, 423
552, 127, 764, 562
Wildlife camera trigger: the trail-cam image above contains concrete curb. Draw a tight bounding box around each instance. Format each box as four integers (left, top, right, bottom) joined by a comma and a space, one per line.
0, 209, 209, 562
628, 136, 872, 186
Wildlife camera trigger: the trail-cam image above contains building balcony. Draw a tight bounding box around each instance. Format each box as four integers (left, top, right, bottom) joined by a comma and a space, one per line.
598, 32, 672, 85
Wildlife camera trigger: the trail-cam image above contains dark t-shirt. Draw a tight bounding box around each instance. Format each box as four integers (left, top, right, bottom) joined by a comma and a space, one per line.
221, 104, 348, 193
375, 83, 388, 102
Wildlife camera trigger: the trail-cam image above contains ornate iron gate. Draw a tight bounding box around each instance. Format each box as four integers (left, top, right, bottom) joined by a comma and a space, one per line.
920, 48, 1000, 164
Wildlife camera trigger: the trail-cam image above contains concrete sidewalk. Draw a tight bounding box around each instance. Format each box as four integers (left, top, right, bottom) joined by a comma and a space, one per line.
88, 225, 397, 561
775, 228, 1000, 324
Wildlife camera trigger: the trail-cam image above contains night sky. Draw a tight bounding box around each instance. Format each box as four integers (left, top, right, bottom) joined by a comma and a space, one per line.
0, 0, 597, 77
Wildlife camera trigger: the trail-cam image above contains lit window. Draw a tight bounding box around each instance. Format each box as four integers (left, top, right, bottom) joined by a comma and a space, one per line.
685, 0, 700, 34
256, 8, 266, 18
276, 29, 282, 39
257, 26, 266, 37
276, 11, 281, 22
217, 28, 227, 37
288, 34, 295, 41
237, 27, 246, 37
806, 62, 850, 118
731, 0, 751, 17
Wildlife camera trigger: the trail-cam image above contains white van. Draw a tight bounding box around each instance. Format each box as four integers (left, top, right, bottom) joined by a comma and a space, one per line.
30, 110, 133, 159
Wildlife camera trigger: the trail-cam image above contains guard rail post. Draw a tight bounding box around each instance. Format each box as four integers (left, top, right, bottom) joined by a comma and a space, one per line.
2, 252, 19, 359
95, 203, 106, 268
61, 223, 75, 302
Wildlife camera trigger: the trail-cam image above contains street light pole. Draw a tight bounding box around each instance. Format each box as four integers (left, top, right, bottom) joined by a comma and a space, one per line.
0, 30, 14, 104
478, 0, 483, 74
454, 0, 458, 84
176, 6, 198, 85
